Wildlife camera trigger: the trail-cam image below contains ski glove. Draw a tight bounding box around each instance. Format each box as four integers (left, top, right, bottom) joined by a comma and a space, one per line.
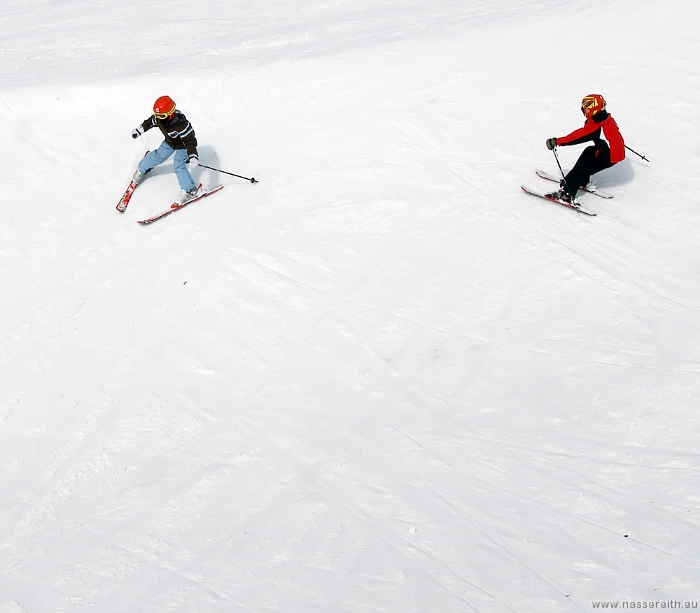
186, 155, 199, 171
546, 137, 558, 150
132, 126, 144, 139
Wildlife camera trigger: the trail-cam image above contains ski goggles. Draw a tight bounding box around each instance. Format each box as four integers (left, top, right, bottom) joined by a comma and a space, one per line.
155, 106, 176, 119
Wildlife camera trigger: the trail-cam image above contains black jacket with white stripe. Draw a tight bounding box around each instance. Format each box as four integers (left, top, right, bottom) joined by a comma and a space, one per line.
140, 110, 198, 158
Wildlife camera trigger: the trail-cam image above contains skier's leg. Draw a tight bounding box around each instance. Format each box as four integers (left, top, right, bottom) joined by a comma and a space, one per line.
565, 144, 611, 198
138, 142, 175, 174
564, 147, 598, 199
173, 149, 197, 191
588, 148, 613, 182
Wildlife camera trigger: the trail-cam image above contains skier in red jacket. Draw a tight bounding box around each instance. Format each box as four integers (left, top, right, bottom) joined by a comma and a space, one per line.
545, 94, 625, 203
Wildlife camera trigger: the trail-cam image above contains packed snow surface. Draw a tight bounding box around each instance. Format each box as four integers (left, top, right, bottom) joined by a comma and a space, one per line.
1, 0, 699, 611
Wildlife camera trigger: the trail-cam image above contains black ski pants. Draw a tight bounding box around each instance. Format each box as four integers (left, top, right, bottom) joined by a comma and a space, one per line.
564, 141, 613, 198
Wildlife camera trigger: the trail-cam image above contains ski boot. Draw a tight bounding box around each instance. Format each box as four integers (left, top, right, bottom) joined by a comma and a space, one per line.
174, 185, 202, 207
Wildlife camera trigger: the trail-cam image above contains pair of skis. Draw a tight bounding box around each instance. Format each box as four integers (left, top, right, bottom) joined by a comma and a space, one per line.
116, 181, 224, 224
117, 149, 232, 224
522, 169, 614, 217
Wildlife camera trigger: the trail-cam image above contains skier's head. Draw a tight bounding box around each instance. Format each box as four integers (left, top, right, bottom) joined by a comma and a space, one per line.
581, 94, 606, 119
153, 95, 176, 120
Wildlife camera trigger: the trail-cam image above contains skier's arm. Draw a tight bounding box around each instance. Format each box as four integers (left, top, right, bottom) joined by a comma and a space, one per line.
179, 127, 198, 159
132, 116, 157, 139
142, 116, 157, 132
557, 121, 601, 147
182, 132, 198, 159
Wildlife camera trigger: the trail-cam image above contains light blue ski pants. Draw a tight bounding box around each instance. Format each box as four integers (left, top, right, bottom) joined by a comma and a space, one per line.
138, 141, 196, 191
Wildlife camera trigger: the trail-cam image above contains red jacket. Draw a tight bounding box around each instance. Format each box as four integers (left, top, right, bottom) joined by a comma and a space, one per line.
557, 111, 625, 163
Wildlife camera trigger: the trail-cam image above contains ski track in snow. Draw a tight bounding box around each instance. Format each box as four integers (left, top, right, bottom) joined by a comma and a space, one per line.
1, 0, 700, 611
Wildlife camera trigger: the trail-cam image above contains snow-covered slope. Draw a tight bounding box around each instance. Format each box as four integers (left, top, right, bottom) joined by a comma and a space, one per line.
1, 0, 699, 611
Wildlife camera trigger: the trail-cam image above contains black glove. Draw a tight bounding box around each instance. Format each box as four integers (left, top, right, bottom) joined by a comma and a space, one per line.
546, 138, 558, 150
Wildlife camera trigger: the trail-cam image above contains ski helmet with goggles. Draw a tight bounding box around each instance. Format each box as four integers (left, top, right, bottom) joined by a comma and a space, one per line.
153, 96, 176, 120
581, 94, 606, 119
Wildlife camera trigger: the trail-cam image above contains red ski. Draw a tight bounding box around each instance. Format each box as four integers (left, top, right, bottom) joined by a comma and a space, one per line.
137, 185, 224, 225
117, 151, 150, 212
116, 181, 138, 212
521, 185, 597, 216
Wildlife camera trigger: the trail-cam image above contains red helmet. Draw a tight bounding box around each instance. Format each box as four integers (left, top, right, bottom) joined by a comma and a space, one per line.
581, 94, 606, 119
153, 95, 176, 120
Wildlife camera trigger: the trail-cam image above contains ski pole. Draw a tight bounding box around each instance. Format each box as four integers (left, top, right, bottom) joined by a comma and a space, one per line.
552, 147, 574, 199
625, 145, 649, 162
200, 164, 258, 183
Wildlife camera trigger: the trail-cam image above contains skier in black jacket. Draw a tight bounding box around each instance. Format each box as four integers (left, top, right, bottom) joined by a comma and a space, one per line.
131, 96, 201, 204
